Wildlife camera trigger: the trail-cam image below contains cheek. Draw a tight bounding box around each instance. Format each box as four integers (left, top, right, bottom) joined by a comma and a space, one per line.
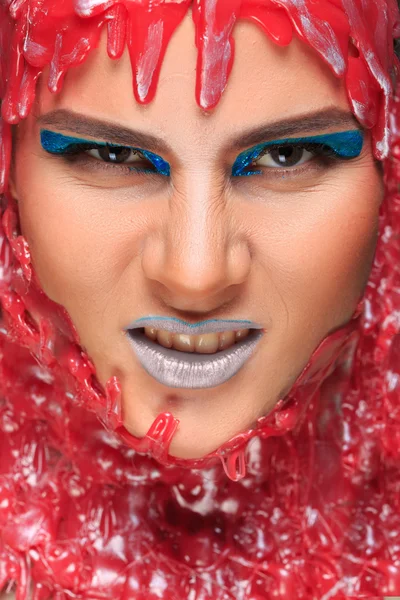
15, 158, 123, 316
267, 168, 382, 328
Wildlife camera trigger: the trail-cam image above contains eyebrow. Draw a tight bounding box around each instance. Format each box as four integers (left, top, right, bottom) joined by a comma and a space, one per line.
230, 108, 362, 149
37, 109, 170, 154
37, 107, 361, 154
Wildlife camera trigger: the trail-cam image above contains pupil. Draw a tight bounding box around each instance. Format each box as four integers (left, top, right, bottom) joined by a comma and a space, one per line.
99, 145, 132, 163
270, 146, 303, 166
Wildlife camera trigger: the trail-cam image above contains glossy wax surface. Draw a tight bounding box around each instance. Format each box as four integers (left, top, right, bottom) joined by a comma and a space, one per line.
0, 1, 400, 598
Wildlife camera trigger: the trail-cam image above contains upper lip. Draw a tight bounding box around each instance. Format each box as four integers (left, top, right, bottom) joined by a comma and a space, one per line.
125, 317, 264, 336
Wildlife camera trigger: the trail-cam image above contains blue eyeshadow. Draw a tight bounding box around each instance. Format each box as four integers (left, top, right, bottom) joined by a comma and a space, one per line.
232, 130, 364, 177
40, 130, 171, 176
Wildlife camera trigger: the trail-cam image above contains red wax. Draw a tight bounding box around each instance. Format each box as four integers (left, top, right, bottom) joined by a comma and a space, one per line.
0, 1, 399, 597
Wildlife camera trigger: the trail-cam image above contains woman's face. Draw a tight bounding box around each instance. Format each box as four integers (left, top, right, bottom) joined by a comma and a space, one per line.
11, 14, 383, 459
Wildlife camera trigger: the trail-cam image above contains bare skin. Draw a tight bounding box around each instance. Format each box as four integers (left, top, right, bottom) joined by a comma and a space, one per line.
10, 14, 383, 459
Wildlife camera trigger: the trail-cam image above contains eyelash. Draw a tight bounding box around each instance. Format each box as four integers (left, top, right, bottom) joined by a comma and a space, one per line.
234, 142, 353, 178
54, 143, 167, 177
266, 141, 335, 162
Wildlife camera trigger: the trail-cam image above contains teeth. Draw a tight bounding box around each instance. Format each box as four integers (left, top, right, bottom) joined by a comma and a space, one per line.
193, 333, 219, 353
217, 330, 236, 350
173, 333, 196, 353
235, 329, 250, 341
144, 327, 250, 354
156, 329, 173, 348
144, 326, 157, 341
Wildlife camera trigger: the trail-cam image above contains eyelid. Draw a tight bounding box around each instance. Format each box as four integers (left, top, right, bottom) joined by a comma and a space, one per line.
231, 129, 364, 176
40, 129, 171, 176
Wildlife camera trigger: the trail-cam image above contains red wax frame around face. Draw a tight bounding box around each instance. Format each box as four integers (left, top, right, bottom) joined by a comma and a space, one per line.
0, 0, 399, 481
1, 2, 400, 599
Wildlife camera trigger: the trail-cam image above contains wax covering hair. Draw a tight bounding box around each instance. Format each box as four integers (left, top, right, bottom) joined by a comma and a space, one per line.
0, 0, 400, 598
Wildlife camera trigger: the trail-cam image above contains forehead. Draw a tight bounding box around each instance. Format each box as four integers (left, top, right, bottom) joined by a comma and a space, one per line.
34, 14, 350, 146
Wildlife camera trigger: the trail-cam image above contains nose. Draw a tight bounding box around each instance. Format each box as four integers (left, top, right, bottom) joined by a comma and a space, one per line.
140, 176, 251, 312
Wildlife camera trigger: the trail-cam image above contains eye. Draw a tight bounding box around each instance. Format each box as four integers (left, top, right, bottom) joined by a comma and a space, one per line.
86, 145, 147, 165
232, 130, 364, 178
255, 145, 314, 168
40, 130, 172, 178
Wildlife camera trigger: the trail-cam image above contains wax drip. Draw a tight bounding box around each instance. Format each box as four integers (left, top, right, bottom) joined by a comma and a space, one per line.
0, 1, 399, 598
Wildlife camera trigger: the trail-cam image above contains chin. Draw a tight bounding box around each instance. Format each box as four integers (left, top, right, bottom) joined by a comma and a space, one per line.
167, 432, 220, 460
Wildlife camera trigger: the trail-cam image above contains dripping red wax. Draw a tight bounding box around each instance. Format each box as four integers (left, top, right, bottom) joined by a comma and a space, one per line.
0, 0, 399, 598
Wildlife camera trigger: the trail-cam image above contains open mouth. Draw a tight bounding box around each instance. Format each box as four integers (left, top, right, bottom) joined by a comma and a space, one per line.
126, 328, 264, 389
136, 326, 256, 354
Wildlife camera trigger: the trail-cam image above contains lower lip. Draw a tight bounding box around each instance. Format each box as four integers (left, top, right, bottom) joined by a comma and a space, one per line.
126, 329, 264, 389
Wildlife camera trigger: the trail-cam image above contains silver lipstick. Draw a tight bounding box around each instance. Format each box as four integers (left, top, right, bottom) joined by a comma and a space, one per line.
125, 317, 264, 389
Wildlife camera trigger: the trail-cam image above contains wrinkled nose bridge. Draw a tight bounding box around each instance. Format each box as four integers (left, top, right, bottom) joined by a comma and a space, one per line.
141, 169, 250, 299
162, 173, 231, 291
